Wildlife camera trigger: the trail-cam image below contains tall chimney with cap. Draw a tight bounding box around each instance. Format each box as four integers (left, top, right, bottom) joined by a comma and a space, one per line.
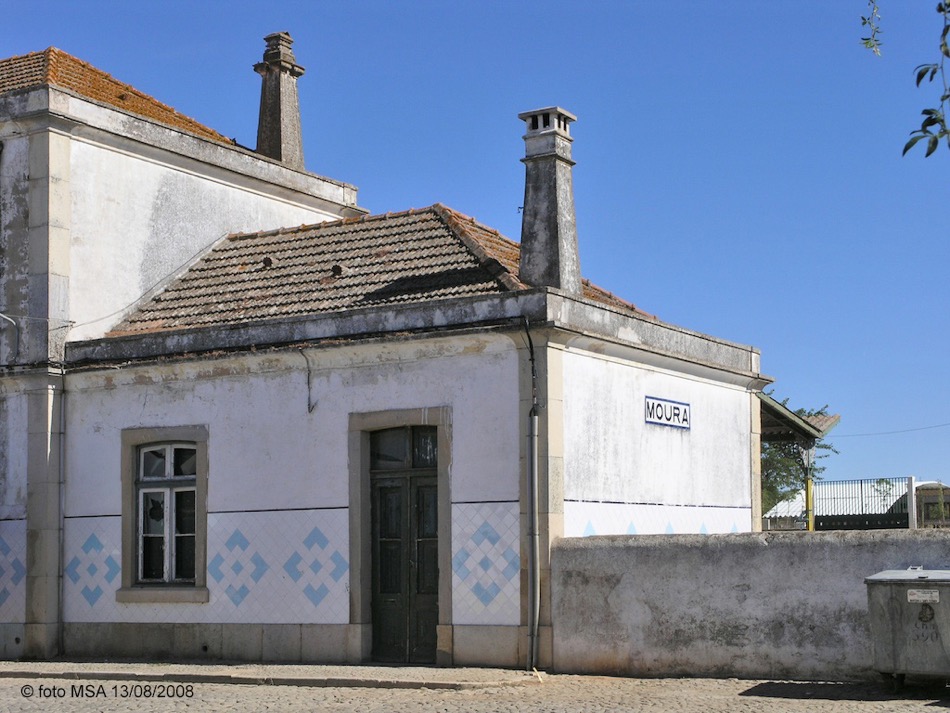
254, 32, 306, 169
518, 106, 581, 294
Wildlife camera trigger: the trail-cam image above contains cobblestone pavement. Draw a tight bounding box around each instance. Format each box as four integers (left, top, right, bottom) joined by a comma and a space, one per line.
0, 663, 946, 712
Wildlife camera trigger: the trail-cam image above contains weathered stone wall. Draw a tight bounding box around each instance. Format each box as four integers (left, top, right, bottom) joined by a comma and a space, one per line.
551, 530, 950, 680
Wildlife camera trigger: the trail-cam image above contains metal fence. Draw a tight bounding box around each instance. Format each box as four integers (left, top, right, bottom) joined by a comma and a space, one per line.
814, 477, 912, 530
762, 477, 950, 531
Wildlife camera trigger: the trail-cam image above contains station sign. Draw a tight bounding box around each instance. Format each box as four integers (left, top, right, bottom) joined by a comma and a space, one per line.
645, 396, 690, 430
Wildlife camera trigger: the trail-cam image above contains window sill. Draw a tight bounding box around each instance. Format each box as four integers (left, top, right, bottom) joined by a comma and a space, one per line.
116, 586, 209, 604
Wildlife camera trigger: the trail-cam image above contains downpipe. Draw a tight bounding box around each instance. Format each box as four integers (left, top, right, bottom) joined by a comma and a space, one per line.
57, 367, 66, 655
523, 318, 541, 671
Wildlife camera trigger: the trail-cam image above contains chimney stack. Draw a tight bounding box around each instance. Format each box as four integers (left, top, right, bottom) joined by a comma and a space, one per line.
518, 106, 581, 294
254, 32, 306, 169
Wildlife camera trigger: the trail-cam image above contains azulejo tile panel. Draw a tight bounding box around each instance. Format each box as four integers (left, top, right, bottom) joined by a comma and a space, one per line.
0, 520, 26, 624
205, 509, 349, 624
63, 517, 122, 623
565, 501, 751, 537
63, 510, 350, 625
452, 502, 520, 626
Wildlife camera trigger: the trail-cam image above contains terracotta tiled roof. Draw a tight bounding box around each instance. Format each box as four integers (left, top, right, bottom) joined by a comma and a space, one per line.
0, 48, 234, 145
804, 412, 841, 435
111, 204, 647, 335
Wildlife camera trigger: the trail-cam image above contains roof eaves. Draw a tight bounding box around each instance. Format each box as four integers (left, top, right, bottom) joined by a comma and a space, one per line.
758, 393, 838, 441
0, 47, 236, 146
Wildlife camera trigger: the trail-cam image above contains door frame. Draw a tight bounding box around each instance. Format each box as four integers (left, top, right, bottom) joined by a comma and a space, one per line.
347, 407, 453, 665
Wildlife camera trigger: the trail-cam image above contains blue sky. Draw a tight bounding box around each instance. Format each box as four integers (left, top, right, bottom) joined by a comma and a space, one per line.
4, 1, 947, 483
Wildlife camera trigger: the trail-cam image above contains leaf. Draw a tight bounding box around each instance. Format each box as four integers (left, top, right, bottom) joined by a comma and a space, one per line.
903, 133, 927, 155
926, 134, 940, 156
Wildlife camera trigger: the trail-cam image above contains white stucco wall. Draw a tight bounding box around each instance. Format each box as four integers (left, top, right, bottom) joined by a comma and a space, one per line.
67, 138, 343, 341
62, 334, 521, 626
561, 347, 752, 536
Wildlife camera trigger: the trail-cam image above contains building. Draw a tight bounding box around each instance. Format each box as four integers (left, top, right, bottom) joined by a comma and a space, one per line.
1, 34, 773, 667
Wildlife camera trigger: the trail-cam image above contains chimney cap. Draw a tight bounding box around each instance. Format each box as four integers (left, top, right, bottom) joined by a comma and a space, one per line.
518, 106, 576, 137
255, 31, 305, 77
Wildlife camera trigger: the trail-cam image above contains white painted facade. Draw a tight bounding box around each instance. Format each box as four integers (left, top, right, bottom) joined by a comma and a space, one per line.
561, 346, 753, 537
61, 335, 523, 633
67, 137, 343, 340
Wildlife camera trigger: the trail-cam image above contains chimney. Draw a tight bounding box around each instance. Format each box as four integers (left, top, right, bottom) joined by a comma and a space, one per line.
518, 106, 581, 294
254, 32, 306, 169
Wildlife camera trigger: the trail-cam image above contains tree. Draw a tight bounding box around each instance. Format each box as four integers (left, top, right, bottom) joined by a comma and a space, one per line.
761, 399, 839, 515
863, 1, 950, 156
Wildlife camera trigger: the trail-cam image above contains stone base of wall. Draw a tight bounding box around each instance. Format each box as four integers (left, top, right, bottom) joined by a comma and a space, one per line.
552, 529, 950, 681
62, 623, 528, 667
451, 625, 524, 667
0, 624, 24, 659
63, 623, 358, 663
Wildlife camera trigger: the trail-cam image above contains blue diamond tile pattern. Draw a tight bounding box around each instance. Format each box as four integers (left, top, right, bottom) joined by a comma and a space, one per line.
0, 526, 26, 620
63, 529, 120, 611
203, 510, 350, 624
283, 526, 349, 611
62, 510, 351, 625
452, 502, 520, 626
304, 583, 329, 607
210, 528, 270, 607
452, 548, 471, 580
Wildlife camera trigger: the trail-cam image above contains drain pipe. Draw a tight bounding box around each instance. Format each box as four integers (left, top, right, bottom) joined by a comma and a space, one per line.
56, 365, 66, 656
522, 317, 540, 671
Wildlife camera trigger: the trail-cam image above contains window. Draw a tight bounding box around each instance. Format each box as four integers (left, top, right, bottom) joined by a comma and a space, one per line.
138, 444, 197, 582
118, 426, 209, 604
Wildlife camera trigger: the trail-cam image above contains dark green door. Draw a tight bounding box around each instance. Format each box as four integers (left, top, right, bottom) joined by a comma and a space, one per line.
370, 427, 439, 663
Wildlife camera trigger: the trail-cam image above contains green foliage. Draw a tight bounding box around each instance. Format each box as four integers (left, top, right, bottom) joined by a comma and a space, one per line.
761, 397, 839, 515
864, 2, 950, 156
902, 0, 950, 158
861, 1, 883, 55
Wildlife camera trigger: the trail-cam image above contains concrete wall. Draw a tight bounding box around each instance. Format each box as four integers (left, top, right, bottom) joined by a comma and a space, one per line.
551, 530, 950, 681
561, 346, 752, 536
61, 333, 523, 663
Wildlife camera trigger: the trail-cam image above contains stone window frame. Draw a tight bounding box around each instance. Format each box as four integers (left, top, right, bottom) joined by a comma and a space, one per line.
116, 426, 209, 604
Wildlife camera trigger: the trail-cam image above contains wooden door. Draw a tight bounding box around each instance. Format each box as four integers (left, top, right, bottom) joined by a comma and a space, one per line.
370, 427, 438, 663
